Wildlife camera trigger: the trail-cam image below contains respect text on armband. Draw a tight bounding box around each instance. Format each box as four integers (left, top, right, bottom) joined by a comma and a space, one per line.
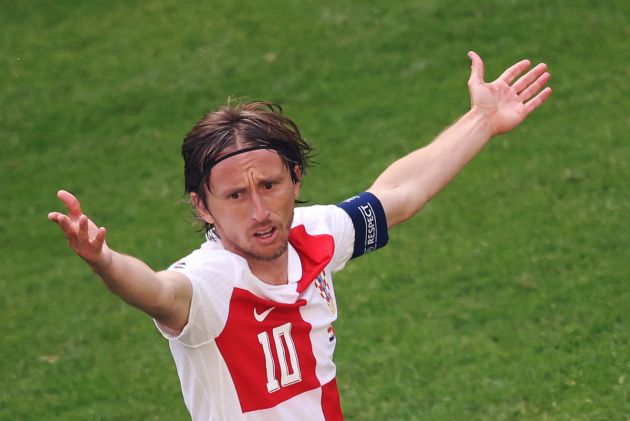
359, 203, 377, 253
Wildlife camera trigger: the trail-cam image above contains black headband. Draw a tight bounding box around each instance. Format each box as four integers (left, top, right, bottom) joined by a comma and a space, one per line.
199, 144, 287, 189
206, 145, 280, 170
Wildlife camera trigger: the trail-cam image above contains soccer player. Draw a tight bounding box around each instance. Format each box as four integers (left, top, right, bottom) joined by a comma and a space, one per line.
48, 52, 551, 420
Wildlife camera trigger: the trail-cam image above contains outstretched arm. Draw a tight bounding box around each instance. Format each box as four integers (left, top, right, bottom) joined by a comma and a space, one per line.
368, 51, 552, 227
48, 190, 192, 331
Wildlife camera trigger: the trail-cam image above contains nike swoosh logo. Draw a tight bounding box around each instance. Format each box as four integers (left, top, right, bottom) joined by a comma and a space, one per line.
254, 306, 275, 322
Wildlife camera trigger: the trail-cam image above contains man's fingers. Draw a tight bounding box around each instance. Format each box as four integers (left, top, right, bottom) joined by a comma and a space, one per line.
56, 214, 78, 245
498, 59, 531, 85
50, 191, 108, 262
524, 87, 553, 116
57, 190, 83, 217
56, 214, 71, 232
48, 212, 62, 222
467, 51, 485, 84
518, 71, 551, 103
92, 227, 107, 251
78, 215, 90, 243
512, 63, 548, 94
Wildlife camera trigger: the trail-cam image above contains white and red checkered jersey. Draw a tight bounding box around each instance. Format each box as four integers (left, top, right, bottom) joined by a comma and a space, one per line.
156, 194, 388, 420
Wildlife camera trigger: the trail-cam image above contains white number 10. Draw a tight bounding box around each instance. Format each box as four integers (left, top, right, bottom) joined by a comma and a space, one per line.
257, 322, 302, 393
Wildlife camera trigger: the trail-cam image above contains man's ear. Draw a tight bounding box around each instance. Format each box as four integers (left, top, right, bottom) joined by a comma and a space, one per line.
293, 165, 302, 200
190, 192, 214, 224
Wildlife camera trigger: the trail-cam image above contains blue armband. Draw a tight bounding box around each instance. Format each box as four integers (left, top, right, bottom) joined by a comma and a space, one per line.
337, 192, 389, 259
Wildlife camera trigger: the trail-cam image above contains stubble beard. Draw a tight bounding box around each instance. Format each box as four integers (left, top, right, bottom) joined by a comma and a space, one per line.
241, 240, 289, 263
231, 213, 293, 263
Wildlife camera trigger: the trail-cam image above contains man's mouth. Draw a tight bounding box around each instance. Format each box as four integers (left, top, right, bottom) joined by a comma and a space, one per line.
254, 227, 275, 239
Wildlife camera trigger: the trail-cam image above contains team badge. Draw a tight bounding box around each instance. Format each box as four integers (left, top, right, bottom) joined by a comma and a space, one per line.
314, 271, 336, 315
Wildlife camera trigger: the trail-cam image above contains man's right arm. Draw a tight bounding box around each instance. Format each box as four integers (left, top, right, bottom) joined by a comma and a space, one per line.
48, 190, 192, 332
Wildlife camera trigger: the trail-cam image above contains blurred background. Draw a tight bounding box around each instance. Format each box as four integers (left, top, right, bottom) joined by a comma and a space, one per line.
2, 0, 628, 419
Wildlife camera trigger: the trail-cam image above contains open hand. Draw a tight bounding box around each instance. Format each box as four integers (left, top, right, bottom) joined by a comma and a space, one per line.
48, 190, 112, 269
467, 51, 552, 135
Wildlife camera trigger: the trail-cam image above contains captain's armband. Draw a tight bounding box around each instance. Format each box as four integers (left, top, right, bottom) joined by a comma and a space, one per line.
337, 192, 389, 259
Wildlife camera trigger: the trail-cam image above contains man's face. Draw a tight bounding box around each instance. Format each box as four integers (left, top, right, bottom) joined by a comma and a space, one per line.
194, 149, 301, 264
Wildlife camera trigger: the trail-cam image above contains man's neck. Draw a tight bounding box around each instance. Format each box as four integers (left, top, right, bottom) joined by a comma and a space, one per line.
247, 252, 289, 286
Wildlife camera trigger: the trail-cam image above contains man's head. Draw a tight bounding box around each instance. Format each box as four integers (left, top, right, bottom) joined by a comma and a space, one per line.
181, 101, 313, 258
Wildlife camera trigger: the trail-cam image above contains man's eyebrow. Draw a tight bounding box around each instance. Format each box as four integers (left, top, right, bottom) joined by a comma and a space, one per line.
208, 181, 245, 196
209, 166, 289, 194
259, 174, 285, 184
227, 184, 252, 196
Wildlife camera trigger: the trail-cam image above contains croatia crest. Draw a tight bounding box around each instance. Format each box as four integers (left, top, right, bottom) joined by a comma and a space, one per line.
314, 271, 336, 315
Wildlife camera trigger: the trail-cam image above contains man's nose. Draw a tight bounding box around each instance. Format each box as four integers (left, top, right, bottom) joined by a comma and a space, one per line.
251, 191, 270, 223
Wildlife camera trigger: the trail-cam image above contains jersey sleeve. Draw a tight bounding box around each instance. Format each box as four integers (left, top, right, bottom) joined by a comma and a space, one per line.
154, 244, 238, 347
323, 206, 356, 273
295, 192, 389, 273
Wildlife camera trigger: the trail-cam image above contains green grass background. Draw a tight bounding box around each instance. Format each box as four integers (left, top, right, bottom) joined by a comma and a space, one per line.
2, 0, 629, 419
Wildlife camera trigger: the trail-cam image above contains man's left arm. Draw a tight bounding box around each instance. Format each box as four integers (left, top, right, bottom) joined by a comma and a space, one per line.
368, 51, 552, 228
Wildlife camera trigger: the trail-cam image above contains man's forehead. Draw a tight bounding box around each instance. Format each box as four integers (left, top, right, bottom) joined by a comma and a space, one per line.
207, 148, 287, 186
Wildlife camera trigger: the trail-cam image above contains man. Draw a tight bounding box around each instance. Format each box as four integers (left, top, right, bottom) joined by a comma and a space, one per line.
48, 51, 551, 420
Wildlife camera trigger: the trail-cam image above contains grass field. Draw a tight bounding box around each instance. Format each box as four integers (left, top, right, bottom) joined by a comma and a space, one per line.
2, 0, 629, 419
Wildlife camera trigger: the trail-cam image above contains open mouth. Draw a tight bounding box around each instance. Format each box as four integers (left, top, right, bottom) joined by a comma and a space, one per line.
254, 227, 275, 239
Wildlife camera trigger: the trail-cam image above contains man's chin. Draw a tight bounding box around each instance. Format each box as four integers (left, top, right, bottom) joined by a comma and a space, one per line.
241, 242, 288, 263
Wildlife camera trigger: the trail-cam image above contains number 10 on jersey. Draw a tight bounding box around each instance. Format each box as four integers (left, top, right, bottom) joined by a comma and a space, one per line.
257, 322, 302, 393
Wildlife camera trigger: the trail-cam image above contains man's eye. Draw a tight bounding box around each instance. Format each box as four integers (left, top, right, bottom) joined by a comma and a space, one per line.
230, 192, 241, 200
263, 182, 274, 190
